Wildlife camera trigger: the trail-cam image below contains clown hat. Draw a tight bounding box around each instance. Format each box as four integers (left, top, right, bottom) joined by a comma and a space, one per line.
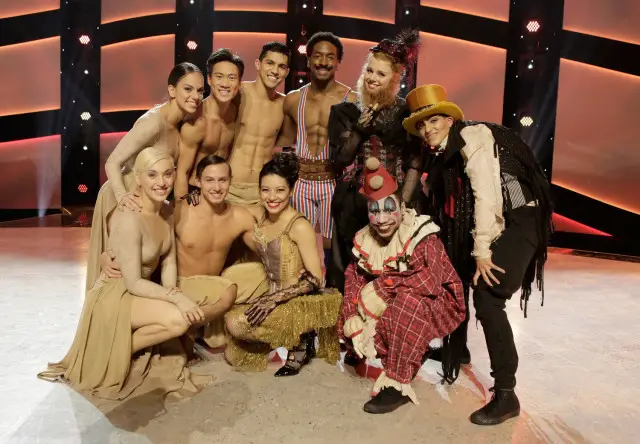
359, 157, 398, 201
402, 84, 464, 136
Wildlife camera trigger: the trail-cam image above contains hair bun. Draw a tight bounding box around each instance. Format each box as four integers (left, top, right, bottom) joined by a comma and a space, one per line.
274, 151, 300, 177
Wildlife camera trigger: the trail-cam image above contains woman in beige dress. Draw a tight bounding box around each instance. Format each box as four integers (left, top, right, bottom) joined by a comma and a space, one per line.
224, 152, 342, 376
86, 62, 205, 290
39, 147, 207, 400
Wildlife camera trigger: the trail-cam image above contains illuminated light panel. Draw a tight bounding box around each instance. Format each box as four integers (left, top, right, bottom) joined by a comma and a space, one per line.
80, 112, 91, 121
187, 40, 198, 50
554, 58, 640, 215
297, 44, 307, 55
552, 213, 611, 236
101, 35, 175, 113
526, 20, 540, 32
78, 184, 88, 193
101, 0, 175, 24
79, 35, 91, 45
417, 32, 506, 123
420, 0, 509, 22
563, 0, 640, 45
214, 0, 287, 13
0, 37, 60, 117
520, 116, 533, 126
324, 0, 396, 24
0, 0, 58, 19
0, 135, 61, 209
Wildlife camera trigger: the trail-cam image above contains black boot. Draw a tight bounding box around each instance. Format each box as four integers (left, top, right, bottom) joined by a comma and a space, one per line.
363, 387, 411, 414
274, 332, 316, 377
469, 388, 520, 425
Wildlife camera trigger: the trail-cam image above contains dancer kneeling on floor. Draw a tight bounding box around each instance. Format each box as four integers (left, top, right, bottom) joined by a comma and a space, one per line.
38, 148, 205, 400
224, 152, 342, 376
339, 157, 465, 414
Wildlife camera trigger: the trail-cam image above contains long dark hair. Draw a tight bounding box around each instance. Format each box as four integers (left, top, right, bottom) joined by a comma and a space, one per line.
259, 152, 300, 189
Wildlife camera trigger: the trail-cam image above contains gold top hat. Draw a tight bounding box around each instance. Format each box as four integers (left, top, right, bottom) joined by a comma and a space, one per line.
402, 84, 464, 136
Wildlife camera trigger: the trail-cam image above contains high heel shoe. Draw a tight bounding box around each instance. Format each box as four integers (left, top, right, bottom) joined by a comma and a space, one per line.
274, 332, 316, 377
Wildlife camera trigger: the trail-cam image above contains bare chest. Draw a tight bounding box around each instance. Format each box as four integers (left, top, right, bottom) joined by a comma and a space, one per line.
203, 118, 235, 152
301, 95, 337, 133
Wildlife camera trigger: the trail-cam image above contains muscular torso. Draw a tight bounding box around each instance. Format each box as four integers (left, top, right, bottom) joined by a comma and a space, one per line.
189, 99, 236, 184
293, 83, 351, 158
230, 83, 285, 183
174, 203, 250, 277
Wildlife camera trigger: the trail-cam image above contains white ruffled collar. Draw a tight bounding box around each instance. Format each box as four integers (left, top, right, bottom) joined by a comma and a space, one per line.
352, 209, 440, 275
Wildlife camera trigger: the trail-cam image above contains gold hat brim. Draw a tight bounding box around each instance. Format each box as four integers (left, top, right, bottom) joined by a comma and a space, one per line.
402, 102, 464, 137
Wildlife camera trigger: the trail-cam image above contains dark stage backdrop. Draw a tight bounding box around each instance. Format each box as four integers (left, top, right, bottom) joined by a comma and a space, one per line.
0, 0, 638, 255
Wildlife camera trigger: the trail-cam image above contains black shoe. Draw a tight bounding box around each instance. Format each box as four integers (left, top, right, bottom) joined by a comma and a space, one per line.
469, 388, 520, 425
363, 387, 411, 414
343, 351, 362, 367
274, 332, 316, 377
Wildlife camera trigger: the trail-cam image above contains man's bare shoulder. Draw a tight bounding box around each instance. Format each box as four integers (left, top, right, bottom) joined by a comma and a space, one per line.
283, 89, 302, 114
346, 90, 358, 103
230, 204, 258, 225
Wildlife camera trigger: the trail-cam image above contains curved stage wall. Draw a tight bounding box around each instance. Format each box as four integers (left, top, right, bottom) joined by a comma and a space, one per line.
0, 0, 638, 255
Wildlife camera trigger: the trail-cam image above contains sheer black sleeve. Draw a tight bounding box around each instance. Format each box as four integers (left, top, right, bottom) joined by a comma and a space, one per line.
329, 102, 365, 175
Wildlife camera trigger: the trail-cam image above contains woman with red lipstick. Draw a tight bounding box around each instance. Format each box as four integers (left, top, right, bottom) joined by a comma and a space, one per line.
224, 152, 342, 376
86, 63, 205, 292
39, 148, 206, 400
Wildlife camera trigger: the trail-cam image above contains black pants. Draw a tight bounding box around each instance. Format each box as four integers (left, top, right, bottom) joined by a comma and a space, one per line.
326, 180, 369, 292
473, 207, 538, 390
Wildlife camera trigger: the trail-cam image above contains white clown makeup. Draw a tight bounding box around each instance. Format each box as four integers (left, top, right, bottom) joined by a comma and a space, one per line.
367, 194, 403, 239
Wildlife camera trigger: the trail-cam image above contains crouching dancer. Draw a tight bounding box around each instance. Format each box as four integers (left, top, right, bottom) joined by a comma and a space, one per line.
339, 158, 465, 414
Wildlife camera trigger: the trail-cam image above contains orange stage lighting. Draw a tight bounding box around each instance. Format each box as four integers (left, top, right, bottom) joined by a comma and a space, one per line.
417, 32, 506, 123
324, 0, 396, 24
0, 0, 58, 20
0, 37, 60, 117
101, 35, 175, 113
552, 213, 611, 237
101, 0, 175, 24
554, 59, 640, 216
420, 0, 509, 22
0, 135, 61, 209
563, 0, 640, 45
214, 0, 287, 13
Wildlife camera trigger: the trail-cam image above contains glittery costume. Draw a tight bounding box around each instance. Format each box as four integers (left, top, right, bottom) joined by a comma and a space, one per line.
224, 213, 342, 370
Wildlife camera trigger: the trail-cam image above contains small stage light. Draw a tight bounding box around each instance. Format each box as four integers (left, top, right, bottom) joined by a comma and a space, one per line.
405, 9, 410, 15
401, 83, 406, 89
526, 20, 540, 33
302, 3, 307, 8
83, 145, 88, 150
187, 40, 198, 50
78, 184, 88, 193
81, 112, 91, 121
527, 63, 534, 69
79, 35, 91, 45
190, 0, 195, 4
84, 69, 89, 74
520, 116, 534, 127
299, 78, 304, 84
76, 212, 89, 226
297, 45, 307, 55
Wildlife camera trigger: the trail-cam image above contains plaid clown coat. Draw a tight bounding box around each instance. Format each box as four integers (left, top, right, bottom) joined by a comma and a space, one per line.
338, 210, 466, 384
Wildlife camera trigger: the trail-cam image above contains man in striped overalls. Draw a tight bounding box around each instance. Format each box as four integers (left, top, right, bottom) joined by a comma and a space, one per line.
278, 32, 357, 270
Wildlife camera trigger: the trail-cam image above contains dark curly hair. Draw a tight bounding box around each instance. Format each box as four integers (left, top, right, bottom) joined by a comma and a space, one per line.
306, 32, 344, 61
259, 152, 300, 189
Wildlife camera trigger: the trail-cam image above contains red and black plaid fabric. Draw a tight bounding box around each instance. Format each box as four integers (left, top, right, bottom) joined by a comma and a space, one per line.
339, 235, 466, 383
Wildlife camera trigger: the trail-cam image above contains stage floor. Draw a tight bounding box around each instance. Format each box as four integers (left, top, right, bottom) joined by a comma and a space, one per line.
1, 223, 639, 443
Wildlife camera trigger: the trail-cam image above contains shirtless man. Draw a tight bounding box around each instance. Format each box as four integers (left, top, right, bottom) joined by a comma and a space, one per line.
277, 32, 357, 269
228, 42, 291, 218
178, 49, 244, 190
102, 155, 268, 349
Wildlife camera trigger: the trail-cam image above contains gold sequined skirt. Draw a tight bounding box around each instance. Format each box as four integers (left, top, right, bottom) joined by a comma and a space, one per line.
224, 289, 342, 371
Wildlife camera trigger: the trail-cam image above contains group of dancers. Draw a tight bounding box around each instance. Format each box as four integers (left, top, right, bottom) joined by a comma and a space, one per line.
38, 29, 553, 425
